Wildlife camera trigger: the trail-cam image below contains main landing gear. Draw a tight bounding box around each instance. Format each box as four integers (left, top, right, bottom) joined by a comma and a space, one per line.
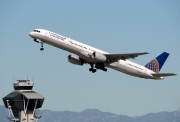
89, 63, 108, 73
89, 63, 96, 73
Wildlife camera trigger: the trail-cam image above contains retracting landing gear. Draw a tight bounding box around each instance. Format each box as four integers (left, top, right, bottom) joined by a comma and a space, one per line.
40, 43, 44, 51
95, 63, 107, 72
89, 63, 96, 73
89, 63, 108, 73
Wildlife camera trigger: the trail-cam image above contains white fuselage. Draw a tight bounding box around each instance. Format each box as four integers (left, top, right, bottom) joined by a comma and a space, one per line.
29, 29, 163, 80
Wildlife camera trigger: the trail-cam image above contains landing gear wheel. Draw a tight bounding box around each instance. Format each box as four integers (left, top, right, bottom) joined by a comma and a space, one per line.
89, 68, 93, 72
89, 63, 97, 73
92, 69, 96, 73
40, 48, 44, 51
103, 68, 107, 72
89, 68, 96, 73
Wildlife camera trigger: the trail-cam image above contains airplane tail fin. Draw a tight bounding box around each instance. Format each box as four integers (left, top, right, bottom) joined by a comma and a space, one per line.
145, 52, 169, 73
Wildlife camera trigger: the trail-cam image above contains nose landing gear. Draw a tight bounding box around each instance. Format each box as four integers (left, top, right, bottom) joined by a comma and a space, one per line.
40, 43, 44, 51
33, 39, 44, 51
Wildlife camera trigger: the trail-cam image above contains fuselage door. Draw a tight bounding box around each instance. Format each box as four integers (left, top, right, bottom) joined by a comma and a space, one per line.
44, 31, 48, 37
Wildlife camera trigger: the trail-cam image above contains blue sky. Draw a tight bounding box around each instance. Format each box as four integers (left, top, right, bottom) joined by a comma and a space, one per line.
0, 0, 180, 116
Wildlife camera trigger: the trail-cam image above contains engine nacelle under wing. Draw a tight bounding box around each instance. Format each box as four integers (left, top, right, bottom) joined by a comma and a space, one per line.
92, 52, 107, 62
68, 55, 84, 65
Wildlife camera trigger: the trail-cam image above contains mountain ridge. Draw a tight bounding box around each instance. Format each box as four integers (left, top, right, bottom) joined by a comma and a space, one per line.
0, 105, 180, 122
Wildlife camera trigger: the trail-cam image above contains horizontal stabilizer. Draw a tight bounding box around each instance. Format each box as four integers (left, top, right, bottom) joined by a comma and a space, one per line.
151, 73, 177, 77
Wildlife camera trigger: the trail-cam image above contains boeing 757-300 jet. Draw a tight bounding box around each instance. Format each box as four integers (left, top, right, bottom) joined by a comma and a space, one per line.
29, 29, 176, 80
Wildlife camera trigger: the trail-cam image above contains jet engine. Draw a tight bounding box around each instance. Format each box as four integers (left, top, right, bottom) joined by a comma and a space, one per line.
68, 55, 84, 65
92, 52, 107, 62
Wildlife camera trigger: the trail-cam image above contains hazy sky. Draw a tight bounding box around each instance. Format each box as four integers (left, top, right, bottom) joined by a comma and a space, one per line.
0, 0, 180, 116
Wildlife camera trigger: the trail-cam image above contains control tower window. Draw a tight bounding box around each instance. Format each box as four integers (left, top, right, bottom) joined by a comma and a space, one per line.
14, 86, 33, 90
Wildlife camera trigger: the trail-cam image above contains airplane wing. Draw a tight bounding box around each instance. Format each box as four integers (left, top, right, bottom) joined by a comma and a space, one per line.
105, 52, 149, 63
152, 73, 177, 77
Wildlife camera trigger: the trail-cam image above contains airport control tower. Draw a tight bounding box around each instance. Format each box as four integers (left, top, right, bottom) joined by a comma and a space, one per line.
2, 80, 44, 122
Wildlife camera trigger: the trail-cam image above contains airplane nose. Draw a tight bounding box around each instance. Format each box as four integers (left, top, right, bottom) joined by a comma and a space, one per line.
29, 32, 34, 37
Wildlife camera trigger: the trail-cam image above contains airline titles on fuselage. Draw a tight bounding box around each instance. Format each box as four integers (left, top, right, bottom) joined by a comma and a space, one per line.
49, 31, 96, 52
49, 32, 66, 40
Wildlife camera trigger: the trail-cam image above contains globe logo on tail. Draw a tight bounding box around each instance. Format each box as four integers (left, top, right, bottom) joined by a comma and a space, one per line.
145, 59, 159, 73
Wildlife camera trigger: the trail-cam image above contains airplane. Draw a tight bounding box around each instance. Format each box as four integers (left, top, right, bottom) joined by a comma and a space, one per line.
29, 29, 176, 80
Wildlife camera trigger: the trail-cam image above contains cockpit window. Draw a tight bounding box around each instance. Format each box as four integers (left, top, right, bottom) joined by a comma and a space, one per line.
33, 30, 40, 33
